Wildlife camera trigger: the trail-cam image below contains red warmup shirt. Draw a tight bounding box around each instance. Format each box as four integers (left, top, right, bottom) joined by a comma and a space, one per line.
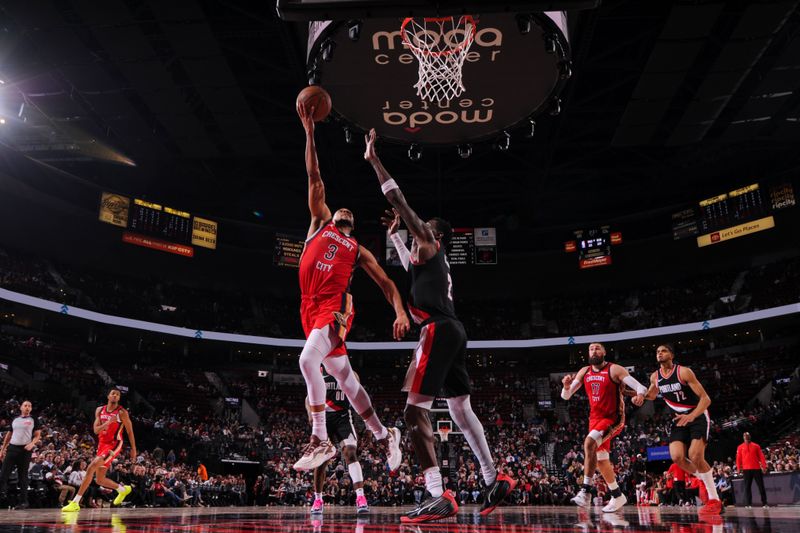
668, 462, 686, 483
736, 442, 767, 471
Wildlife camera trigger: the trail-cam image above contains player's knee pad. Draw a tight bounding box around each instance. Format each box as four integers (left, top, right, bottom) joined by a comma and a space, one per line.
596, 450, 610, 461
587, 430, 604, 446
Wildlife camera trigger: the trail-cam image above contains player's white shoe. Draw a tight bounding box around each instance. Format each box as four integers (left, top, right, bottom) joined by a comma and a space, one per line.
602, 494, 627, 513
384, 427, 402, 471
293, 437, 336, 471
571, 489, 592, 508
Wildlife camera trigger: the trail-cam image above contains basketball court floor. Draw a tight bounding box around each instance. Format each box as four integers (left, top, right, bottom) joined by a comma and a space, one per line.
0, 506, 794, 532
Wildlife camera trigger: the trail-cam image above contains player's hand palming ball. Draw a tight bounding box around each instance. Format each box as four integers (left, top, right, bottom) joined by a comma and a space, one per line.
296, 85, 332, 122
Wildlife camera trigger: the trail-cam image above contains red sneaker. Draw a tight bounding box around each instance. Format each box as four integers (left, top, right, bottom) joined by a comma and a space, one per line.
698, 499, 723, 516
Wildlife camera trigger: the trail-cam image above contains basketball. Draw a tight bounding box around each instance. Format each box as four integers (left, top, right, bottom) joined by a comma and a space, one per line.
297, 85, 332, 122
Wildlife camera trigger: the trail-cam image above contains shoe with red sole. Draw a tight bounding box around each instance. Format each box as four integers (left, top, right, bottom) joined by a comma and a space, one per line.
479, 473, 517, 516
401, 490, 458, 523
698, 499, 723, 516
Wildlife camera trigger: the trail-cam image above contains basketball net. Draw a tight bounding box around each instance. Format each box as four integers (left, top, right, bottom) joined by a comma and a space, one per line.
401, 16, 477, 104
438, 426, 451, 442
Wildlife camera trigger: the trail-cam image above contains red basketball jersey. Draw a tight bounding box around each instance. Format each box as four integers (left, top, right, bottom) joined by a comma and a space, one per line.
583, 364, 623, 421
299, 221, 360, 297
98, 405, 124, 446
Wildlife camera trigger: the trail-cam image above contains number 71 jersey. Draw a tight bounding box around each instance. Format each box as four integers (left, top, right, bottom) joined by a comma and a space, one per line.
299, 221, 360, 297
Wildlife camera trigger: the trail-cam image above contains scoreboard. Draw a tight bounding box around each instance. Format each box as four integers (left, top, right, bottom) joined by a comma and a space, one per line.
99, 192, 218, 256
129, 199, 192, 244
566, 226, 621, 269
274, 233, 305, 267
672, 182, 796, 245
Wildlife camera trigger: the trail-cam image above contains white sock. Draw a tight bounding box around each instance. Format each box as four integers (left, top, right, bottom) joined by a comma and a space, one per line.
424, 466, 444, 498
446, 396, 496, 485
362, 413, 387, 440
72, 494, 82, 503
314, 492, 323, 501
697, 469, 719, 500
583, 476, 593, 487
607, 481, 619, 490
355, 488, 364, 498
311, 410, 328, 440
348, 462, 363, 484
116, 484, 125, 493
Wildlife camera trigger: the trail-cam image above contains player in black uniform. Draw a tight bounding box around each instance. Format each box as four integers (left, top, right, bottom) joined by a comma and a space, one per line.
644, 344, 722, 515
365, 129, 515, 523
307, 369, 369, 515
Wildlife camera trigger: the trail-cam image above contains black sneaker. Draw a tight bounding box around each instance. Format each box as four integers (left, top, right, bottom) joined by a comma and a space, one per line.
401, 490, 458, 523
480, 473, 517, 516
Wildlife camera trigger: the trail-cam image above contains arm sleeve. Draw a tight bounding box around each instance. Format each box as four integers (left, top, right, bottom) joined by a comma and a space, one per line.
758, 446, 766, 468
390, 232, 411, 271
622, 375, 648, 396
560, 378, 583, 400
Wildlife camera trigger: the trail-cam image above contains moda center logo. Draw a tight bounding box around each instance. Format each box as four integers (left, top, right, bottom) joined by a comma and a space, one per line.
371, 26, 504, 130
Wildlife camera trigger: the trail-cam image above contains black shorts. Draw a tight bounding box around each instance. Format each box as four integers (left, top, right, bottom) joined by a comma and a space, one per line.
402, 317, 470, 398
669, 411, 711, 445
326, 410, 358, 448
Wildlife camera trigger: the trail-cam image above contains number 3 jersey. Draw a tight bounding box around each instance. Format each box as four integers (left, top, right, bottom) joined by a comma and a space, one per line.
299, 221, 360, 298
657, 364, 701, 413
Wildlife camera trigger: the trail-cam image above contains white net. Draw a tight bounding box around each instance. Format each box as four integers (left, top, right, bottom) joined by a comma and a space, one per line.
401, 16, 477, 104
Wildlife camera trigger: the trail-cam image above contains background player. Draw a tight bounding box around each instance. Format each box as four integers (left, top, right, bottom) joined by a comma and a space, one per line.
644, 344, 722, 515
293, 104, 409, 472
365, 129, 515, 523
62, 388, 136, 512
560, 342, 647, 512
307, 368, 370, 516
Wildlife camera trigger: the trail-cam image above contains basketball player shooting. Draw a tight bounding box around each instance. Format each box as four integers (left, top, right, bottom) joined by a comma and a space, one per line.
644, 344, 722, 515
293, 104, 409, 473
560, 342, 647, 513
62, 388, 136, 512
365, 129, 515, 523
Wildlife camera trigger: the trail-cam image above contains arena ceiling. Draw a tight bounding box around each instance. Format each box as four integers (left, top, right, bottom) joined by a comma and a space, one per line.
1, 0, 799, 241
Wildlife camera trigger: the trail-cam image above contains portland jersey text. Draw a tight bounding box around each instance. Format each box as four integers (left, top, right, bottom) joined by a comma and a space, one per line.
324, 373, 350, 413
299, 221, 359, 297
657, 364, 701, 413
583, 364, 624, 421
408, 245, 457, 324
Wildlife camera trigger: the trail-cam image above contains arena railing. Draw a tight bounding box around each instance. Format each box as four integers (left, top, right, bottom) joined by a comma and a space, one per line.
1, 287, 798, 350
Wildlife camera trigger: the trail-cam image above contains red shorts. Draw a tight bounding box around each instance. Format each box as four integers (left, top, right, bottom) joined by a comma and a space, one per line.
589, 417, 624, 453
300, 293, 354, 357
97, 441, 123, 468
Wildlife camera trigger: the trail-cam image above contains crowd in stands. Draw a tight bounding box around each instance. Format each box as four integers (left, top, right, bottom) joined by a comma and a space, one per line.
1, 247, 799, 340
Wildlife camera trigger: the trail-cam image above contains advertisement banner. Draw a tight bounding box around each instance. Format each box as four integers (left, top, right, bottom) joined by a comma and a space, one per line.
647, 446, 671, 461
122, 232, 194, 257
696, 216, 775, 248
191, 217, 218, 250
385, 229, 409, 266
611, 232, 623, 245
579, 256, 611, 269
98, 192, 130, 228
564, 241, 577, 252
473, 227, 497, 246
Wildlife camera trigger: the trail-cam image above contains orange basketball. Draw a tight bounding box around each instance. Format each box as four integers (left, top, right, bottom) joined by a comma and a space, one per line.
297, 85, 332, 122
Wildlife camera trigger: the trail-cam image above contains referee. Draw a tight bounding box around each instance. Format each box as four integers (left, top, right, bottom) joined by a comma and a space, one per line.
0, 400, 42, 509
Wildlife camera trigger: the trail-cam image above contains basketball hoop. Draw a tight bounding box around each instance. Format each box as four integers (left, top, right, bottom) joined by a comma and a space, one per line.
438, 426, 451, 442
401, 15, 477, 104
